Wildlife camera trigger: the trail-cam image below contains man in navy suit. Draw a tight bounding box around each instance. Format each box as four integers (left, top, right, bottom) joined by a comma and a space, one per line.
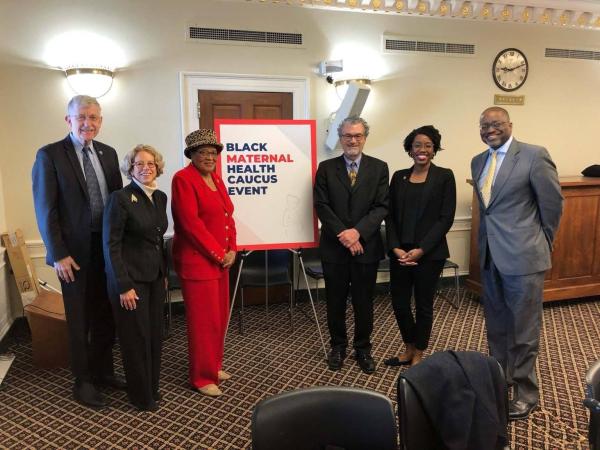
32, 95, 125, 408
471, 107, 563, 420
314, 116, 389, 374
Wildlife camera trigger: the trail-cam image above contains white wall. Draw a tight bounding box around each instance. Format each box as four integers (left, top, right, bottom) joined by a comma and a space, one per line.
0, 0, 599, 325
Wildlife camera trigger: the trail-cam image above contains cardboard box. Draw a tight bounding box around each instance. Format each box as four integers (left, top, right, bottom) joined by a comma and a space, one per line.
24, 289, 69, 369
1, 229, 39, 307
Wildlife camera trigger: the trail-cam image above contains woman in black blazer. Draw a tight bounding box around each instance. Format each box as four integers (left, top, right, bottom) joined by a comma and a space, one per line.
384, 126, 456, 367
103, 144, 168, 411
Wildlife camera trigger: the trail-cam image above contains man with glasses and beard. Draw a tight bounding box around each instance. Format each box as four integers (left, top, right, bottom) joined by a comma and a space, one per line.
314, 116, 389, 374
32, 95, 125, 408
471, 106, 563, 420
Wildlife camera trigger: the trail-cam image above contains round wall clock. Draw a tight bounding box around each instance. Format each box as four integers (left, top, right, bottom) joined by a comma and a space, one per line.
492, 48, 529, 92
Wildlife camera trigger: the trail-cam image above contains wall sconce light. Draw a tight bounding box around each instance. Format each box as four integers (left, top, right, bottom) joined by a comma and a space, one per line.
334, 78, 371, 99
65, 67, 114, 98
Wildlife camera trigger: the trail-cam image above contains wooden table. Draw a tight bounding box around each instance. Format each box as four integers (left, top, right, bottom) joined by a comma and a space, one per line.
465, 177, 600, 302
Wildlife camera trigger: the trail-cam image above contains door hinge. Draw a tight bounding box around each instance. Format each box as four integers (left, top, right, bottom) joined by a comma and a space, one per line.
196, 102, 201, 119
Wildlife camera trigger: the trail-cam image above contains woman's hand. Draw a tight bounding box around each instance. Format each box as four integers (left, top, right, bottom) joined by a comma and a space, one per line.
398, 248, 424, 266
120, 289, 139, 310
222, 250, 237, 268
393, 248, 407, 260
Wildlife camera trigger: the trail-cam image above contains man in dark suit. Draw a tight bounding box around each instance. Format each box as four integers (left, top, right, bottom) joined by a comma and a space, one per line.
314, 116, 389, 374
471, 106, 563, 420
32, 95, 125, 408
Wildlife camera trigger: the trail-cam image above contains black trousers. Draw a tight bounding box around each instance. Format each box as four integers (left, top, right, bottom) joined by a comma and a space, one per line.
390, 258, 445, 350
111, 277, 165, 408
322, 261, 378, 353
60, 232, 115, 382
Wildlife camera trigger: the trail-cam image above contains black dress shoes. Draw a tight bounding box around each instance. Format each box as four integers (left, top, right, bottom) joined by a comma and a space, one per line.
73, 381, 107, 409
356, 352, 376, 374
327, 349, 346, 371
383, 356, 412, 367
94, 375, 127, 390
509, 400, 538, 420
132, 400, 159, 412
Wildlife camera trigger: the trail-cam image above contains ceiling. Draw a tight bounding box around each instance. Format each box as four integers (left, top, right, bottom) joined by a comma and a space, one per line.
242, 0, 600, 30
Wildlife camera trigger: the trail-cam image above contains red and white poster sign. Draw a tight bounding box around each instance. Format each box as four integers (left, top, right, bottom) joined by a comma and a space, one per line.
215, 119, 318, 250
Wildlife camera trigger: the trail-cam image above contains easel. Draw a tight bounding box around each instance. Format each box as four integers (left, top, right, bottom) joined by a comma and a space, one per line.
225, 248, 328, 360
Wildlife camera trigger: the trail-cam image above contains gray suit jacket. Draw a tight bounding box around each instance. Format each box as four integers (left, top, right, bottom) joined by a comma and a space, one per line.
471, 139, 563, 276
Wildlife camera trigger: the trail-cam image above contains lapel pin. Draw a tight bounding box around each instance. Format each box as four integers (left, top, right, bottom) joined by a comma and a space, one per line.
131, 194, 138, 203
98, 150, 103, 155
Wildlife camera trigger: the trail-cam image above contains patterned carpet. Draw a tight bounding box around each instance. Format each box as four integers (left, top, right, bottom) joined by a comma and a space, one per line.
0, 286, 598, 449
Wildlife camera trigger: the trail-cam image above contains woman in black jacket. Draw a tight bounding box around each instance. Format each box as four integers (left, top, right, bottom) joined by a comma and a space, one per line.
103, 144, 168, 411
384, 126, 456, 367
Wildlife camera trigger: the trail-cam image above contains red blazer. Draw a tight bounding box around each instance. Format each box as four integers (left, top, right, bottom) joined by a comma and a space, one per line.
171, 164, 237, 280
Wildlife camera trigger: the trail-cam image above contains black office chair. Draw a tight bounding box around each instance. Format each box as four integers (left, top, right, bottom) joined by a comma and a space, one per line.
397, 351, 509, 450
378, 225, 391, 292
295, 246, 324, 302
238, 250, 293, 334
437, 259, 460, 310
584, 359, 600, 450
251, 386, 398, 450
164, 237, 181, 337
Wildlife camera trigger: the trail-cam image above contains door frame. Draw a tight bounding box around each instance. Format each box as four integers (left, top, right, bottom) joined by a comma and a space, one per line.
179, 72, 309, 167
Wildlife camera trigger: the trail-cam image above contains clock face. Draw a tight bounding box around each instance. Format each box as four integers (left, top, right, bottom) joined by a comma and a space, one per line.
492, 48, 529, 92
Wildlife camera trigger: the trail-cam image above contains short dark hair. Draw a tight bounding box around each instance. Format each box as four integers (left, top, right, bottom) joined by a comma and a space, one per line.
403, 125, 442, 154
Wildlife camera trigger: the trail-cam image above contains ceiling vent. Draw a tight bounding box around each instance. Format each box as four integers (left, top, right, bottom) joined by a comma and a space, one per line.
545, 48, 600, 61
188, 26, 303, 47
383, 35, 475, 56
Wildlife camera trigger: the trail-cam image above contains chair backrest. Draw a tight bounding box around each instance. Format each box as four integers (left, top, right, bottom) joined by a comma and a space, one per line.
397, 377, 441, 450
164, 237, 181, 289
251, 386, 398, 450
585, 359, 600, 449
240, 250, 292, 287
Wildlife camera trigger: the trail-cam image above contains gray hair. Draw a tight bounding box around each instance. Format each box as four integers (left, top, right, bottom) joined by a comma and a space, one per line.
337, 115, 370, 137
67, 95, 101, 115
120, 144, 165, 179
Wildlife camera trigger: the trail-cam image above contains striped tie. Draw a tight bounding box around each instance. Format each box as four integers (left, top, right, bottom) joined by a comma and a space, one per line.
349, 162, 357, 187
82, 147, 104, 231
481, 150, 497, 208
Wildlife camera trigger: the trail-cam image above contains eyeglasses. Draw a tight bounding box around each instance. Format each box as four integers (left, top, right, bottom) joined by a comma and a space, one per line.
479, 121, 508, 131
412, 143, 434, 150
196, 150, 219, 158
133, 161, 156, 169
341, 133, 365, 141
70, 114, 101, 123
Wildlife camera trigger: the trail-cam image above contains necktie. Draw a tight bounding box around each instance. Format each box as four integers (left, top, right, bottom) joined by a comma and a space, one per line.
349, 162, 357, 187
481, 150, 497, 208
82, 146, 104, 231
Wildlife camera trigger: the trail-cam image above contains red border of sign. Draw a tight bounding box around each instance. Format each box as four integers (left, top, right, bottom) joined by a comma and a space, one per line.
215, 119, 318, 250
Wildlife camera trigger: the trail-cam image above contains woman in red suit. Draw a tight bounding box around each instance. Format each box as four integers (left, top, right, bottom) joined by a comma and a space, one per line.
171, 129, 237, 397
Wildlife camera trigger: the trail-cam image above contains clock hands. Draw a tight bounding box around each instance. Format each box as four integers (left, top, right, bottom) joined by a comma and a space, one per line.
506, 62, 526, 72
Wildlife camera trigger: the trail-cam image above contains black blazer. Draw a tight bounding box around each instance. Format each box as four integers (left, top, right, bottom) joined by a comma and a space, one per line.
386, 164, 456, 261
103, 182, 168, 296
32, 135, 123, 267
314, 154, 389, 264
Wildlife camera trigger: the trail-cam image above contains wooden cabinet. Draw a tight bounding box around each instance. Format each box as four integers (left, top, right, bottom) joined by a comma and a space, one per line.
465, 177, 600, 302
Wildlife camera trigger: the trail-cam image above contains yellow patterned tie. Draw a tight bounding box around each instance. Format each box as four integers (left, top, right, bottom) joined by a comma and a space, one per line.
349, 162, 357, 187
481, 150, 497, 207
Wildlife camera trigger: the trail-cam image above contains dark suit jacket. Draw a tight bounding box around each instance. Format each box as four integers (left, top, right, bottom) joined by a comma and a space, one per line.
386, 164, 456, 261
402, 350, 508, 450
314, 154, 389, 264
103, 182, 168, 296
32, 135, 123, 267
